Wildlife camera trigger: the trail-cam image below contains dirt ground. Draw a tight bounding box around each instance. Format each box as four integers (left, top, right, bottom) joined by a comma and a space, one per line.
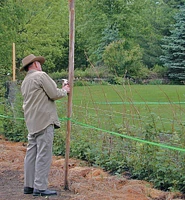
0, 136, 184, 200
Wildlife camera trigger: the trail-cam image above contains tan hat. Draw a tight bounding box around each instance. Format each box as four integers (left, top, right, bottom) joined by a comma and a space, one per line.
20, 54, 45, 71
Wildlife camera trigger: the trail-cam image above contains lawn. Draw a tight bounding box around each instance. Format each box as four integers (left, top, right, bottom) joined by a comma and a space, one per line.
58, 84, 185, 134
1, 84, 185, 136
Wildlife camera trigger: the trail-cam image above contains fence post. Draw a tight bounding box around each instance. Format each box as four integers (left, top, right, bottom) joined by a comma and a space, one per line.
64, 0, 75, 190
12, 43, 16, 81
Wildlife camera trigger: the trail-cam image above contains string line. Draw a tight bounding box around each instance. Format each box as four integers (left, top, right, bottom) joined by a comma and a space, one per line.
0, 114, 185, 152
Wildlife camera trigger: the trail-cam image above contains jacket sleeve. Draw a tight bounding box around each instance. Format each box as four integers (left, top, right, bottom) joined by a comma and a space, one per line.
40, 72, 67, 100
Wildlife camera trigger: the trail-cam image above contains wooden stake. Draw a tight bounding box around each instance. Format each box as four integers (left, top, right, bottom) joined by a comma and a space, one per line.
64, 0, 75, 190
12, 43, 16, 81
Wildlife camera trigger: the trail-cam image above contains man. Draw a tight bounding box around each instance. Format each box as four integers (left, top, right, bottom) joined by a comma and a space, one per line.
20, 54, 70, 196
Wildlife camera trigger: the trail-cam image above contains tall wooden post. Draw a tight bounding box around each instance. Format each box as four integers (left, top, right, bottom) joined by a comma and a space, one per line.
64, 0, 75, 190
12, 43, 16, 81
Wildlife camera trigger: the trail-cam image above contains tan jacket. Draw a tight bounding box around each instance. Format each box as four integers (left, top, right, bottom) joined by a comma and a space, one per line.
21, 70, 67, 134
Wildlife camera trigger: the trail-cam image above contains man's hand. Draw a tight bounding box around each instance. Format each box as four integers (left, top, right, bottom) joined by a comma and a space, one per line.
62, 84, 70, 94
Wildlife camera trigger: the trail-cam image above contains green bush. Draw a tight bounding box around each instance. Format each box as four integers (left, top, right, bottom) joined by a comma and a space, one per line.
3, 117, 27, 142
74, 80, 92, 86
152, 64, 168, 78
49, 70, 68, 80
108, 76, 135, 85
53, 129, 66, 156
103, 40, 144, 78
75, 67, 111, 79
148, 79, 163, 85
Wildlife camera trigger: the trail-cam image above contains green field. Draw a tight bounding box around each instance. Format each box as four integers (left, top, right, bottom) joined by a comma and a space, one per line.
58, 85, 185, 134
1, 84, 185, 136
1, 84, 185, 135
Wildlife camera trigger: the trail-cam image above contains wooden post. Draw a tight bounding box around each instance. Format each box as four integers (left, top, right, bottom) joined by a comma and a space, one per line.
12, 43, 16, 81
64, 0, 75, 190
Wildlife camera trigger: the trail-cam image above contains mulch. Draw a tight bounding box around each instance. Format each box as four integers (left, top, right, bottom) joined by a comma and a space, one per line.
0, 136, 184, 200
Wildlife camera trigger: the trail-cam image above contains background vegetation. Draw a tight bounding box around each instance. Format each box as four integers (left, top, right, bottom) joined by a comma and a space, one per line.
0, 0, 185, 84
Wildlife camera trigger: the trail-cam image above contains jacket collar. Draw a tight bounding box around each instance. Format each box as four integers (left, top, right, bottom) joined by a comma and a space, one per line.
27, 70, 39, 75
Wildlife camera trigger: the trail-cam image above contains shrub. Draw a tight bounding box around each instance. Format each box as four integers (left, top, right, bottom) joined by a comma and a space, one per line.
108, 76, 135, 85
53, 129, 66, 156
148, 79, 163, 85
49, 70, 68, 80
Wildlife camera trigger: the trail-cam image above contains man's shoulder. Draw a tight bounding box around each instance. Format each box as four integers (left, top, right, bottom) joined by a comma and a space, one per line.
39, 71, 51, 79
29, 71, 48, 79
34, 71, 46, 75
23, 71, 47, 83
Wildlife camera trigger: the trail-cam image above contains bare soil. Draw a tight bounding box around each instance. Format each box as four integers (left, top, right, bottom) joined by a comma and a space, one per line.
0, 135, 184, 200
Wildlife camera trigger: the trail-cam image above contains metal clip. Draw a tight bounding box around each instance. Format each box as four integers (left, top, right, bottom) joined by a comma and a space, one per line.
62, 79, 69, 86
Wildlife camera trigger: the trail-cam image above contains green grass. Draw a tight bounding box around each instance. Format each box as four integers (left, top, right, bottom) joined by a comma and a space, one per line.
1, 84, 185, 136
1, 84, 185, 135
58, 85, 185, 134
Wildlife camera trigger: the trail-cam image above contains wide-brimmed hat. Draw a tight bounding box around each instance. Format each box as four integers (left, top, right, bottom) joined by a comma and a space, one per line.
20, 54, 45, 71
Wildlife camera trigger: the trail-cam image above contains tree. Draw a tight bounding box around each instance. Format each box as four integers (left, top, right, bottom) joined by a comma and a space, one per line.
0, 0, 69, 74
160, 5, 185, 84
0, 0, 183, 77
76, 0, 124, 65
103, 39, 144, 78
76, 0, 178, 70
118, 0, 176, 69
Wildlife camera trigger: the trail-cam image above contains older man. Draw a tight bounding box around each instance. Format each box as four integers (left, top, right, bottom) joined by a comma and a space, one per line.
21, 54, 70, 196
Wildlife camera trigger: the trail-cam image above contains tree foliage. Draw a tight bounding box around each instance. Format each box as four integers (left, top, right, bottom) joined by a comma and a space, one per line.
103, 39, 143, 78
0, 0, 69, 74
0, 0, 184, 81
160, 5, 185, 84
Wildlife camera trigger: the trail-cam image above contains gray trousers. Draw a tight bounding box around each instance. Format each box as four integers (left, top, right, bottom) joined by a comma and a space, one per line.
24, 124, 54, 190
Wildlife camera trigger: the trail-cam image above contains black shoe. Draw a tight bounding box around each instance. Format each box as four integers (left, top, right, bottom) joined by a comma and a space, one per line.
33, 189, 57, 196
24, 187, 34, 194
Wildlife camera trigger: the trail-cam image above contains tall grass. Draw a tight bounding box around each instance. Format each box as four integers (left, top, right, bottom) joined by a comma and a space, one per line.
59, 85, 185, 134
